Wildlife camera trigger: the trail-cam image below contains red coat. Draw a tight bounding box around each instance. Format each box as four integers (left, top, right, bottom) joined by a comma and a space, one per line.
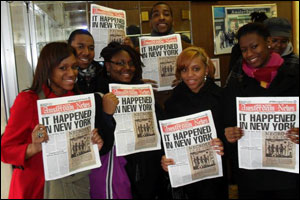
1, 86, 75, 199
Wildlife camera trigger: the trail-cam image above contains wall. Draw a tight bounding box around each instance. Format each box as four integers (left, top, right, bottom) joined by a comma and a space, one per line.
292, 1, 299, 55
1, 81, 12, 199
190, 1, 293, 86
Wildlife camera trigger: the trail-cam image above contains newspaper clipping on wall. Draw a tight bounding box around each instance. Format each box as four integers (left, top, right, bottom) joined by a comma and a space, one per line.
109, 83, 161, 156
37, 94, 101, 181
90, 4, 126, 61
139, 34, 182, 91
159, 110, 223, 188
237, 97, 299, 174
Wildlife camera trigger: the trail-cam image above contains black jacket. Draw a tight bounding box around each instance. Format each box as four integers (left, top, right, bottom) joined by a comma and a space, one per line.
165, 79, 225, 140
164, 79, 228, 199
77, 61, 103, 94
224, 57, 299, 192
77, 62, 115, 156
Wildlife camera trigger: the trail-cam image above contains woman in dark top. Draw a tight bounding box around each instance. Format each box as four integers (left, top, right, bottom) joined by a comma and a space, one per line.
161, 46, 228, 199
90, 42, 165, 199
224, 22, 299, 199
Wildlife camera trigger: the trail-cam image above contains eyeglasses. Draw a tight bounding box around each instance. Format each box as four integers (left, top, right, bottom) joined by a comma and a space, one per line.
108, 60, 135, 68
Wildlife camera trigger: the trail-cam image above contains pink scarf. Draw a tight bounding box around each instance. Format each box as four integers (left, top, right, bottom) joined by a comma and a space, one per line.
242, 52, 284, 88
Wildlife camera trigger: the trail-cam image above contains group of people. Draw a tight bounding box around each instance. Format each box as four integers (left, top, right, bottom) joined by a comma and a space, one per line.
1, 2, 299, 199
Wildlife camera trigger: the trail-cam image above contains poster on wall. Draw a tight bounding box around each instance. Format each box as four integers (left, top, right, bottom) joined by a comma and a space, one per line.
212, 4, 277, 55
211, 58, 220, 79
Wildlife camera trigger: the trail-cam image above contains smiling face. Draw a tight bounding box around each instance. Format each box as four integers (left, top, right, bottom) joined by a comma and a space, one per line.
180, 56, 208, 93
150, 4, 173, 35
106, 50, 136, 83
239, 33, 270, 68
70, 34, 95, 69
268, 36, 289, 55
50, 54, 78, 96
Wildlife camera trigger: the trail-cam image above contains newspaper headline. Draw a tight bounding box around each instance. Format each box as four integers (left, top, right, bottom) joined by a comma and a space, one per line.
37, 94, 101, 181
159, 110, 223, 188
109, 84, 161, 156
237, 97, 299, 174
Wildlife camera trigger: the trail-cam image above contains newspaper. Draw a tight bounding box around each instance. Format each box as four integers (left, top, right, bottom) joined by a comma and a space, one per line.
37, 94, 101, 181
159, 110, 223, 188
109, 83, 161, 156
237, 97, 299, 173
139, 34, 182, 91
90, 4, 126, 61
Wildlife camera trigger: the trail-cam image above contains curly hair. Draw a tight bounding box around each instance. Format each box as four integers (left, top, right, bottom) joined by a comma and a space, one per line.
236, 22, 270, 42
250, 12, 268, 23
100, 42, 143, 82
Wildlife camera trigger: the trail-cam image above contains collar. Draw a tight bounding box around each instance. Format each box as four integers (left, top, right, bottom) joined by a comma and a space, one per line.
174, 78, 219, 97
78, 63, 97, 76
151, 29, 175, 36
42, 84, 75, 98
242, 52, 284, 88
281, 42, 294, 57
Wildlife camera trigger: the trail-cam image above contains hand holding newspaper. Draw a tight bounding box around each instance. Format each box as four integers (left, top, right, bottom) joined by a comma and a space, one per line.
37, 94, 101, 181
109, 83, 161, 156
159, 110, 223, 188
236, 97, 299, 174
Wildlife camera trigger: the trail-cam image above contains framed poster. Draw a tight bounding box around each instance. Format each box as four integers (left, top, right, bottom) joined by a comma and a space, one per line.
211, 58, 220, 79
212, 4, 277, 55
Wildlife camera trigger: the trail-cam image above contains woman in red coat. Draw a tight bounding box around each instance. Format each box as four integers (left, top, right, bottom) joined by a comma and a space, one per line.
1, 42, 104, 199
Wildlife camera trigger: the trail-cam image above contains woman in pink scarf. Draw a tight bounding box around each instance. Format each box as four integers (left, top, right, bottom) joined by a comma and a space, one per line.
224, 23, 299, 199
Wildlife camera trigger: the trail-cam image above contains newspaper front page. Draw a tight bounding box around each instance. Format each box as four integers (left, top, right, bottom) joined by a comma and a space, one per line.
237, 97, 299, 173
109, 84, 161, 156
37, 94, 101, 181
159, 110, 223, 188
139, 34, 182, 91
90, 4, 126, 61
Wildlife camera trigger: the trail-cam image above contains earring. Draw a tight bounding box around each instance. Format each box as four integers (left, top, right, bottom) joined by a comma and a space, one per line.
75, 77, 78, 83
268, 46, 271, 49
48, 78, 51, 86
204, 75, 207, 82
